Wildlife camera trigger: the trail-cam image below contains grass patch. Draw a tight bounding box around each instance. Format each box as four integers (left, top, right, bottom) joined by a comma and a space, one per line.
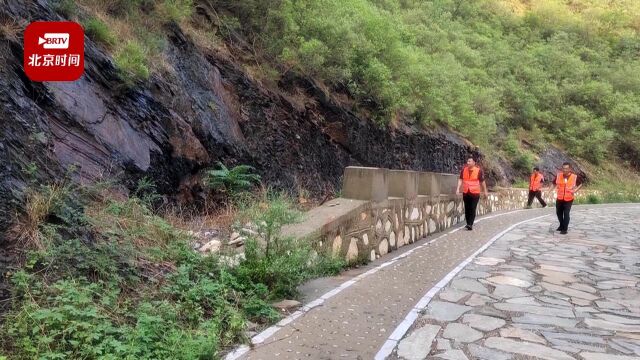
54, 0, 78, 18
83, 17, 117, 46
0, 19, 23, 43
585, 194, 601, 204
511, 180, 529, 189
512, 152, 535, 173
501, 132, 535, 174
115, 40, 150, 84
575, 190, 640, 204
9, 183, 70, 251
1, 181, 346, 358
575, 161, 640, 204
67, 0, 180, 87
157, 0, 194, 23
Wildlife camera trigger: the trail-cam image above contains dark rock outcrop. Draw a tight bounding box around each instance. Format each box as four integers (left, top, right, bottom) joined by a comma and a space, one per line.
536, 147, 588, 184
0, 0, 478, 240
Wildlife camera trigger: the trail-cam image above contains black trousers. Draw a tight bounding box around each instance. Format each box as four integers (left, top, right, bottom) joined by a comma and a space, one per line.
556, 200, 573, 231
463, 193, 480, 226
527, 190, 547, 207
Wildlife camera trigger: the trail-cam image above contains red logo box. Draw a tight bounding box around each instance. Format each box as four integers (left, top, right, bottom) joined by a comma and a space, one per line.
24, 21, 85, 82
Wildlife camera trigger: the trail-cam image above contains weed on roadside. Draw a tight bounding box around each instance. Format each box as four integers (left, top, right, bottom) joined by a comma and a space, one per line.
1, 181, 345, 358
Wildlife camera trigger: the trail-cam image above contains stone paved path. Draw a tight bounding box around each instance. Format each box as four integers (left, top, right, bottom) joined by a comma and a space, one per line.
392, 206, 640, 360
231, 205, 640, 360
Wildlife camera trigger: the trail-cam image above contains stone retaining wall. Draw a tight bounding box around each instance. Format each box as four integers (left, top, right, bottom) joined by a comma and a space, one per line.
316, 195, 470, 263
490, 187, 554, 211
286, 167, 598, 263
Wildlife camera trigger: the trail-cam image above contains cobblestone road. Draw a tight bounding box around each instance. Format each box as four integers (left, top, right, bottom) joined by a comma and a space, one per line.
392, 206, 640, 360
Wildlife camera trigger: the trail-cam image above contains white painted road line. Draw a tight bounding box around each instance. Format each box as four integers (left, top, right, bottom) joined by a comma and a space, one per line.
225, 345, 250, 360
375, 340, 398, 360
373, 213, 551, 360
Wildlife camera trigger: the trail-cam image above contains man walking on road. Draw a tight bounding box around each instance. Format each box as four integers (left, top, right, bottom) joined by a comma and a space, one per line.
456, 156, 489, 231
527, 167, 547, 208
552, 162, 582, 235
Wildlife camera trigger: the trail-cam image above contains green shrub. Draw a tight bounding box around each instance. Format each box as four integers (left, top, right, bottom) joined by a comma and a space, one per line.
309, 250, 347, 277
10, 180, 89, 252
234, 193, 345, 298
602, 191, 630, 203
4, 205, 236, 359
205, 162, 261, 195
105, 0, 147, 18
125, 301, 220, 359
503, 135, 520, 158
158, 0, 194, 23
587, 177, 640, 204
512, 180, 529, 189
115, 41, 150, 84
513, 152, 534, 173
5, 275, 129, 359
237, 192, 301, 257
133, 177, 162, 206
83, 18, 116, 46
238, 237, 347, 298
218, 15, 242, 39
236, 238, 310, 299
26, 237, 134, 284
4, 275, 221, 360
576, 189, 640, 204
55, 0, 77, 18
586, 194, 602, 204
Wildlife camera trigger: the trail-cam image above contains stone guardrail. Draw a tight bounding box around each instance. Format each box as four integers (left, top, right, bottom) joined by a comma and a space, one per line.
284, 167, 598, 263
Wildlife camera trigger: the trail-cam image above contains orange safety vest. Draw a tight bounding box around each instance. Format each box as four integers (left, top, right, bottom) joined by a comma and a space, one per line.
529, 173, 544, 191
556, 172, 577, 201
463, 166, 481, 194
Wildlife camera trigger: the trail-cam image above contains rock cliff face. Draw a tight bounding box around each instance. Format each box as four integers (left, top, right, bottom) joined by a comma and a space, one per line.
0, 0, 479, 241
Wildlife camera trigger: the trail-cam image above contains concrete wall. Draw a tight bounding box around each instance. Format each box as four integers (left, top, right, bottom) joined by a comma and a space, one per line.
343, 167, 458, 199
387, 170, 419, 199
341, 167, 388, 201
285, 167, 598, 263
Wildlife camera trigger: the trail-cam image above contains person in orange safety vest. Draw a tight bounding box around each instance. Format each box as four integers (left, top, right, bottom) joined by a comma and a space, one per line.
526, 167, 547, 208
550, 162, 582, 235
456, 156, 488, 231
